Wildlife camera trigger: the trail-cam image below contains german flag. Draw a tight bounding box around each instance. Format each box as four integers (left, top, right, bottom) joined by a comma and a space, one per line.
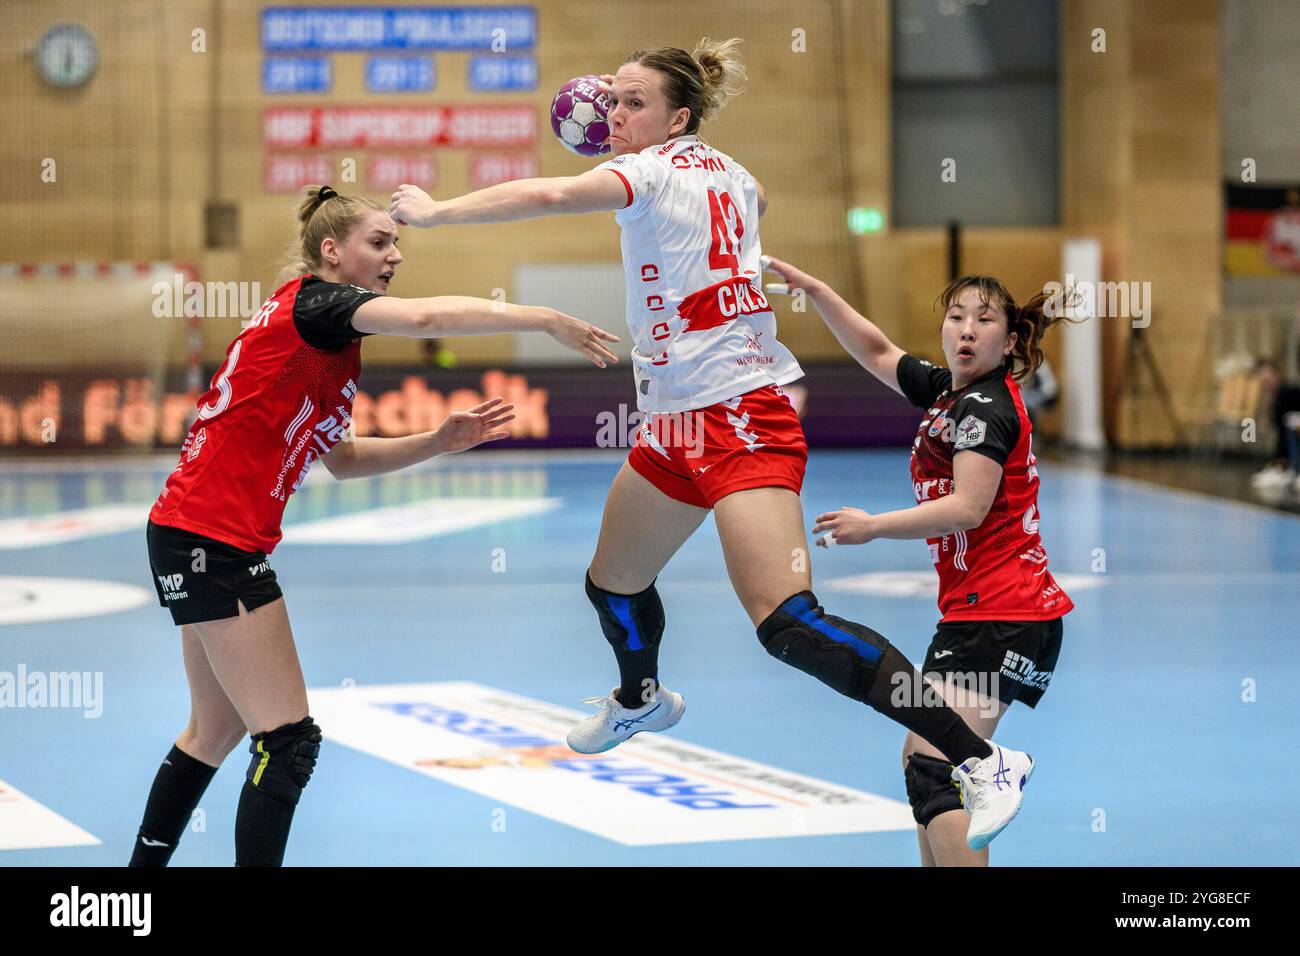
1225, 184, 1300, 276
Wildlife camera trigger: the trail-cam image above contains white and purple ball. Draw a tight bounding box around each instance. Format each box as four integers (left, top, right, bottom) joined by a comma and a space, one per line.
550, 75, 612, 157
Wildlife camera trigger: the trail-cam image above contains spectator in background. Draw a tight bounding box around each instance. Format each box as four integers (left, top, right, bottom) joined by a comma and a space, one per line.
1250, 358, 1300, 492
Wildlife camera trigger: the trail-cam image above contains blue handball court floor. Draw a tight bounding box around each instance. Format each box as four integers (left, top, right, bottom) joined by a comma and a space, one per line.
1, 449, 1296, 865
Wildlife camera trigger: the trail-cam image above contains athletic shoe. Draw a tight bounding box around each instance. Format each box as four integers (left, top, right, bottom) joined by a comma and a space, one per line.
1251, 465, 1294, 489
952, 740, 1035, 850
565, 685, 685, 754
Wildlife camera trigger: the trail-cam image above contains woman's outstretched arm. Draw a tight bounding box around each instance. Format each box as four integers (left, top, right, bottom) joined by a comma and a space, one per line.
390, 168, 630, 227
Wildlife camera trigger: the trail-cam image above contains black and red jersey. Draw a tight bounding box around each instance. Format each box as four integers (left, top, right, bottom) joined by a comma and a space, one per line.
150, 275, 378, 553
896, 354, 1074, 623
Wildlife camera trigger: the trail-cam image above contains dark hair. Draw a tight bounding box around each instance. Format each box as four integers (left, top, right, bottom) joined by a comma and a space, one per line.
275, 185, 386, 286
936, 275, 1079, 381
624, 37, 746, 134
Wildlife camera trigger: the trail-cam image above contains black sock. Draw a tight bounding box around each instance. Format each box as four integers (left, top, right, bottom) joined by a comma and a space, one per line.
234, 781, 297, 867
864, 644, 993, 765
586, 573, 665, 709
128, 744, 218, 867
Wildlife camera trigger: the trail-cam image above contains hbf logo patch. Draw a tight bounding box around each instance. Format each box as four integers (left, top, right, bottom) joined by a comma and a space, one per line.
954, 415, 986, 449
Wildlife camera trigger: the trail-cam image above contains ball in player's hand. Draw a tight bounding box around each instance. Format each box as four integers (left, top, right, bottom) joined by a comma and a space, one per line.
550, 76, 612, 157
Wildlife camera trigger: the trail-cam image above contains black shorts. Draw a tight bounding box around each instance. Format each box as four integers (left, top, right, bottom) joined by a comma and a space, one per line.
146, 520, 283, 626
921, 617, 1064, 708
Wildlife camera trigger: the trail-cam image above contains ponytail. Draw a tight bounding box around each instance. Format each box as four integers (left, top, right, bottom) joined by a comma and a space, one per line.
274, 185, 385, 288
936, 276, 1082, 382
625, 36, 747, 134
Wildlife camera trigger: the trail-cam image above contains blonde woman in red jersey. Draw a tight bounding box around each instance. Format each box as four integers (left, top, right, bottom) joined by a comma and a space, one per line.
391, 39, 1041, 851
130, 185, 619, 867
763, 255, 1075, 866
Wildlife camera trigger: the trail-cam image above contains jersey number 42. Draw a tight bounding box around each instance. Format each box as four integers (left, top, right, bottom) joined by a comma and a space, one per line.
707, 188, 744, 275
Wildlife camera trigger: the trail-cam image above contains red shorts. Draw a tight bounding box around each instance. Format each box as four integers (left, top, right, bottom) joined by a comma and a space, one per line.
627, 384, 807, 509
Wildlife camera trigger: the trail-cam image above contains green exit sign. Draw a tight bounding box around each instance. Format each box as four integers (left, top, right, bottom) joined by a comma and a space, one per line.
847, 207, 885, 234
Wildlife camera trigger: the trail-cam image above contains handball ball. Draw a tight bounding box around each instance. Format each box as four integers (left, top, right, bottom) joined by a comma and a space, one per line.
550, 76, 612, 157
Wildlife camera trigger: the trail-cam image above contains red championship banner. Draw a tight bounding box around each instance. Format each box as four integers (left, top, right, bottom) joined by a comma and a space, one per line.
469, 153, 538, 189
263, 105, 536, 149
265, 155, 337, 193
367, 154, 438, 191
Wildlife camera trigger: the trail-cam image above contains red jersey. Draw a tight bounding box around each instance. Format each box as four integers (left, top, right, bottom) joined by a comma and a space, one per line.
150, 276, 377, 553
896, 354, 1074, 623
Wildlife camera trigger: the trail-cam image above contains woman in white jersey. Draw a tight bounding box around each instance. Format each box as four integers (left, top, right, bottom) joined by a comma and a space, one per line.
392, 39, 1032, 849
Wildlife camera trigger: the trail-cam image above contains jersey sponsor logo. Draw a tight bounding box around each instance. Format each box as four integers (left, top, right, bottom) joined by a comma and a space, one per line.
965, 392, 994, 404
308, 681, 916, 845
913, 477, 953, 502
156, 573, 184, 594
1000, 650, 1053, 691
954, 414, 987, 449
186, 428, 207, 462
271, 426, 315, 502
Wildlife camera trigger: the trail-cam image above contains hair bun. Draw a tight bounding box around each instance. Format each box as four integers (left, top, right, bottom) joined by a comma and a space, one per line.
318, 186, 339, 201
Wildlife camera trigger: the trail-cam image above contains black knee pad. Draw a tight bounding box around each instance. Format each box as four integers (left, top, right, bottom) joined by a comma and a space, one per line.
245, 716, 322, 807
904, 753, 964, 827
756, 591, 889, 702
585, 572, 664, 654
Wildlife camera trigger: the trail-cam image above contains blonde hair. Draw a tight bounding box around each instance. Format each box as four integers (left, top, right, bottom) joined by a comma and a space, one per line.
625, 37, 747, 134
275, 185, 386, 288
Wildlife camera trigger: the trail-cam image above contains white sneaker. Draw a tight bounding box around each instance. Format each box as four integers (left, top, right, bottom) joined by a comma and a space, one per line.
1251, 465, 1294, 489
952, 740, 1035, 850
566, 685, 685, 754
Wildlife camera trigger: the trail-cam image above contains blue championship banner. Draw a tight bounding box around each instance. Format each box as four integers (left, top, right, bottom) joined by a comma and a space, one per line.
262, 56, 332, 93
262, 6, 537, 51
468, 55, 538, 92
366, 56, 436, 93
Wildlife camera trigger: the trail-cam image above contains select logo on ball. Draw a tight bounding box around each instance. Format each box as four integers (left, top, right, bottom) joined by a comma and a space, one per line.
550, 75, 612, 157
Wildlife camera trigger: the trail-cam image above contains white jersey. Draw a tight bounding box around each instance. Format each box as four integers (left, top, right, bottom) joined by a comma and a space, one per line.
597, 135, 803, 413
